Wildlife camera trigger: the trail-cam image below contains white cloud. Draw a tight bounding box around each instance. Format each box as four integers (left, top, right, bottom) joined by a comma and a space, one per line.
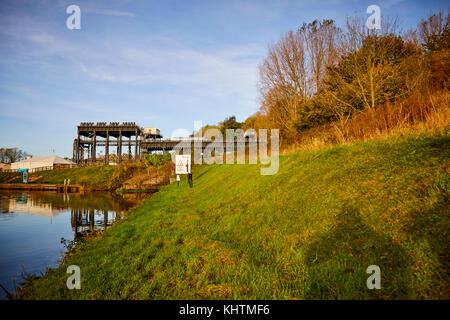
70, 38, 262, 104
1, 14, 261, 99
84, 8, 136, 18
0, 2, 271, 135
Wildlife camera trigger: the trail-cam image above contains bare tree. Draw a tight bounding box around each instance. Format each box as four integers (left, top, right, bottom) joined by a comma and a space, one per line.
300, 19, 341, 93
258, 21, 341, 141
0, 148, 29, 164
258, 30, 308, 141
419, 11, 450, 51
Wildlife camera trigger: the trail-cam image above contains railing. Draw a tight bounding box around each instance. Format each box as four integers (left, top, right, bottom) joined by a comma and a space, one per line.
4, 164, 77, 173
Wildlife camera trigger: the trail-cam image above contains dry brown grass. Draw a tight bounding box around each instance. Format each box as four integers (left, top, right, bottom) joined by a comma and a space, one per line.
282, 90, 449, 154
122, 161, 174, 190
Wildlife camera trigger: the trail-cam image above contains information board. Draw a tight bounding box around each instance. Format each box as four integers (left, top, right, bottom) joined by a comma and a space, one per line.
175, 154, 191, 174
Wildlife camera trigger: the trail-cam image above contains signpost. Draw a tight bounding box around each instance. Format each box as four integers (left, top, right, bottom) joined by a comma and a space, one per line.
17, 168, 28, 184
175, 154, 191, 174
175, 154, 192, 188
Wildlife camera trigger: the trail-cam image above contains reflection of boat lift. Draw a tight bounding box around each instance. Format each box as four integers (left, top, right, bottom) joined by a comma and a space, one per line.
71, 208, 118, 239
17, 168, 29, 183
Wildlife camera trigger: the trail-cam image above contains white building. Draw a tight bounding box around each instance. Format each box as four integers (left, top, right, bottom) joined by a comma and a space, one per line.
10, 156, 76, 172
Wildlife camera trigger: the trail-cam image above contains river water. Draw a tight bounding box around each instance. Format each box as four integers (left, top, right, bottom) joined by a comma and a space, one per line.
0, 190, 151, 299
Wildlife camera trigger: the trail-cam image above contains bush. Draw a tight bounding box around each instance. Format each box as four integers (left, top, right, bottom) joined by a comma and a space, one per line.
143, 153, 171, 168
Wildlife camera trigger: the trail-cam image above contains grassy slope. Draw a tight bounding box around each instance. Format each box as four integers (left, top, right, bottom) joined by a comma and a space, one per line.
17, 135, 449, 299
36, 166, 116, 188
0, 172, 20, 183
0, 166, 116, 188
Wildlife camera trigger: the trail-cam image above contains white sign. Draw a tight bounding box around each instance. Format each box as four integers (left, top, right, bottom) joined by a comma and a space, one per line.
175, 154, 191, 174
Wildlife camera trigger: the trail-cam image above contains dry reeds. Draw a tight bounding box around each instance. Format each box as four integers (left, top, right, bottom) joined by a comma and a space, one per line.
282, 90, 449, 154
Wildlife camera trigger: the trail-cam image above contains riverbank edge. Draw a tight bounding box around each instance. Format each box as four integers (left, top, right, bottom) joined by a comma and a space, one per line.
3, 187, 159, 299
0, 162, 173, 193
13, 136, 449, 298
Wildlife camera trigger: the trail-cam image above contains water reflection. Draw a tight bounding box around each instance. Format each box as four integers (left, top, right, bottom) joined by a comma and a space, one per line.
2, 192, 65, 217
70, 208, 116, 238
0, 190, 152, 299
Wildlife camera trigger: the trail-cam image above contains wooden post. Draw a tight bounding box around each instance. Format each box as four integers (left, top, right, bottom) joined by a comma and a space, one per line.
76, 129, 80, 163
118, 130, 122, 163
128, 137, 132, 160
92, 130, 97, 162
139, 133, 142, 159
105, 130, 109, 165
135, 129, 138, 161
116, 139, 119, 163
72, 139, 77, 163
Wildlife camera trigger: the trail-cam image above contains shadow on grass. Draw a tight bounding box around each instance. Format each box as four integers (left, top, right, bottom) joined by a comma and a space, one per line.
403, 188, 449, 298
304, 204, 410, 299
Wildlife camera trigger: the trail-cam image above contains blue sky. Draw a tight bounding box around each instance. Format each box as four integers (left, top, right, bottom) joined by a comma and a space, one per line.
0, 0, 447, 157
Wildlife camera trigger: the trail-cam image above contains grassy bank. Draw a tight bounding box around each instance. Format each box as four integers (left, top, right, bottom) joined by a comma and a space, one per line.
0, 172, 20, 183
0, 165, 125, 190
0, 159, 172, 191
17, 134, 449, 299
34, 165, 118, 189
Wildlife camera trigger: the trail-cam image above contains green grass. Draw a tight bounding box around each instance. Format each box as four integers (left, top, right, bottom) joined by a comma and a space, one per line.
0, 166, 116, 189
16, 135, 449, 299
35, 166, 116, 188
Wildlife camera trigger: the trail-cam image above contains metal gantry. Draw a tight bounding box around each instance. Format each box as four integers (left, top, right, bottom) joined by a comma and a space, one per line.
73, 122, 155, 164
73, 122, 259, 164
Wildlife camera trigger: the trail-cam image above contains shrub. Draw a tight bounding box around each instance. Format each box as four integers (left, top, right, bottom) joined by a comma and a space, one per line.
143, 153, 172, 169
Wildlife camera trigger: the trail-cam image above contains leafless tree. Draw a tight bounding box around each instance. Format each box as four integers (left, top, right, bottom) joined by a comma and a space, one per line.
0, 148, 29, 164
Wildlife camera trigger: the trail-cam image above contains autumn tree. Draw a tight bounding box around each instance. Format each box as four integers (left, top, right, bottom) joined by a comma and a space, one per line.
248, 11, 448, 145
419, 11, 450, 52
418, 12, 450, 90
219, 116, 243, 135
258, 29, 307, 142
258, 19, 341, 142
300, 19, 341, 93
